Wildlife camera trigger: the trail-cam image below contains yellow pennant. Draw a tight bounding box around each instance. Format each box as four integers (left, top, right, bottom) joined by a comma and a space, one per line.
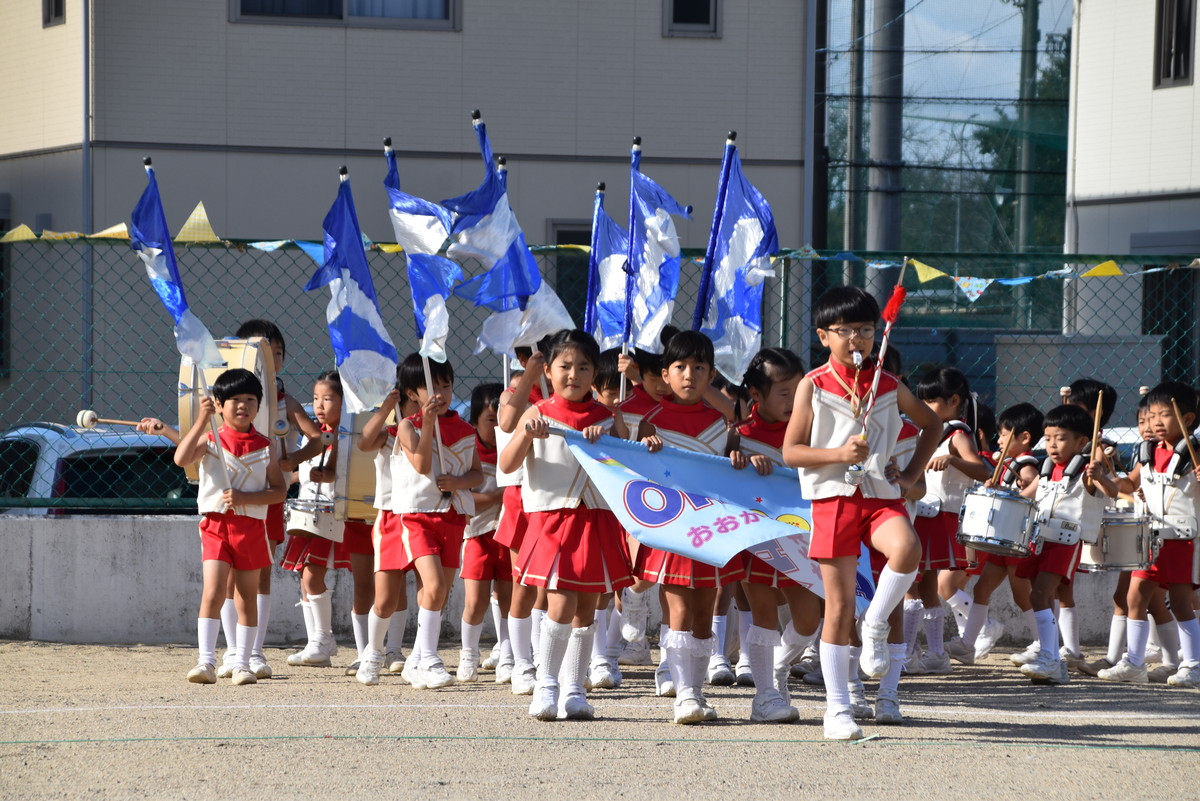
0, 224, 37, 243
39, 230, 82, 240
90, 222, 130, 239
378, 243, 405, 253
174, 201, 220, 243
910, 258, 948, 283
1080, 260, 1122, 277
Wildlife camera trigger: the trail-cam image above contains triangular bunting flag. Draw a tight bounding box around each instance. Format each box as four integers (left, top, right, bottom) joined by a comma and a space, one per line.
174, 201, 220, 243
39, 230, 82, 240
1080, 260, 1122, 278
794, 244, 820, 260
952, 276, 994, 303
90, 222, 129, 239
247, 240, 290, 252
377, 243, 405, 253
911, 258, 948, 283
0, 224, 37, 243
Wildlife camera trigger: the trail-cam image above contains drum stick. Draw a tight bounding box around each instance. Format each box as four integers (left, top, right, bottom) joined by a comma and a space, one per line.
619, 343, 629, 403
422, 355, 454, 500
990, 432, 1012, 486
1085, 390, 1103, 492
76, 410, 163, 430
1171, 397, 1199, 467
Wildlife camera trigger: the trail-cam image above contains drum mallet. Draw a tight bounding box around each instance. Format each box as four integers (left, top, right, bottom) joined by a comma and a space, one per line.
76, 409, 162, 431
1170, 397, 1199, 467
1085, 390, 1103, 492
990, 431, 1013, 486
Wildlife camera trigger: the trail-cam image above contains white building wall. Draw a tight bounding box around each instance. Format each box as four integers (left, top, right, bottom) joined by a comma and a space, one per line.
0, 0, 83, 156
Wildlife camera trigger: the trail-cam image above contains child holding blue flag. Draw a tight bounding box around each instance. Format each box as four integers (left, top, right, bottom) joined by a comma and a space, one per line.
783, 286, 941, 740
499, 329, 634, 721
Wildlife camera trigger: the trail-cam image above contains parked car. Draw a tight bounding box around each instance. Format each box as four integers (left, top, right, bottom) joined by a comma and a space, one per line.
0, 422, 196, 515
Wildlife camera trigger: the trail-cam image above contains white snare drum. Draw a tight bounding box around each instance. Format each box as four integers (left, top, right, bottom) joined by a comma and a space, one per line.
284, 498, 342, 542
333, 413, 377, 523
957, 485, 1036, 558
1080, 513, 1156, 571
178, 337, 279, 483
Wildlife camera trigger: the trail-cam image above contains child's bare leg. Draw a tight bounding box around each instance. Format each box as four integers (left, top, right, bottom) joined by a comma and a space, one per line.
374, 570, 405, 618
301, 564, 328, 598
350, 552, 374, 615
200, 560, 233, 620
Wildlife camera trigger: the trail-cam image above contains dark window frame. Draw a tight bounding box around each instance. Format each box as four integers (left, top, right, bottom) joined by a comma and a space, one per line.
663, 0, 721, 39
42, 0, 65, 28
1155, 0, 1195, 88
231, 0, 462, 31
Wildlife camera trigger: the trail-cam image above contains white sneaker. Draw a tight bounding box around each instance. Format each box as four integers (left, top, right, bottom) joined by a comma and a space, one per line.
823, 708, 864, 740
975, 618, 1005, 660
620, 588, 649, 642
655, 663, 676, 697
421, 659, 456, 689
1059, 646, 1085, 671
1149, 664, 1175, 684
344, 660, 361, 677
457, 649, 480, 682
558, 693, 596, 721
249, 652, 273, 679
750, 692, 799, 723
588, 658, 619, 690
618, 638, 652, 666
217, 650, 237, 679
495, 658, 514, 685
945, 637, 976, 665
1009, 642, 1041, 666
912, 650, 953, 675
510, 664, 537, 695
735, 656, 754, 687
849, 678, 874, 720
673, 697, 705, 725
774, 664, 792, 704
801, 664, 825, 685
400, 659, 428, 689
1097, 657, 1149, 684
1166, 662, 1200, 689
289, 638, 336, 667
1078, 657, 1115, 677
529, 683, 560, 721
1019, 652, 1064, 681
356, 656, 382, 686
793, 647, 819, 677
706, 654, 735, 686
187, 662, 216, 684
481, 646, 500, 671
1144, 643, 1163, 664
859, 619, 891, 679
384, 649, 406, 674
230, 667, 257, 686
698, 695, 718, 721
874, 694, 903, 724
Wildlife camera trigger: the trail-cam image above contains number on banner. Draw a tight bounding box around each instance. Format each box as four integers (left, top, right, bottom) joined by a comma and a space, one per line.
623, 480, 713, 528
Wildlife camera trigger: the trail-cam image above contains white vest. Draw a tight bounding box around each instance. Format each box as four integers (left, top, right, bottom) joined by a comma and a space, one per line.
1142, 450, 1200, 540
921, 426, 977, 515
1034, 462, 1105, 545
739, 437, 783, 467
390, 423, 476, 515
371, 430, 395, 512
465, 460, 500, 538
800, 385, 903, 501
495, 426, 524, 488
654, 416, 727, 455
198, 435, 272, 519
522, 416, 614, 513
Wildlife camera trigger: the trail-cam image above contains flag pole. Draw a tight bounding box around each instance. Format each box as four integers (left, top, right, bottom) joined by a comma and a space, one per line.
693, 132, 736, 332
622, 138, 642, 402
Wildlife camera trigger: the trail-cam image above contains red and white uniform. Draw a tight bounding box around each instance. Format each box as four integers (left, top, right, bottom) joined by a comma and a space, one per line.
635, 399, 744, 588
617, 384, 662, 437
197, 426, 274, 571
514, 395, 634, 592
371, 425, 409, 572
493, 385, 543, 555
461, 436, 511, 582
1135, 442, 1200, 587
981, 450, 1038, 569
869, 420, 921, 578
914, 422, 975, 571
281, 426, 350, 571
1017, 461, 1104, 584
802, 358, 908, 560
738, 405, 802, 588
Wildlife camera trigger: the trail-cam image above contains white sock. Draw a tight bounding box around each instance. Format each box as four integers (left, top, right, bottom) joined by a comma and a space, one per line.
774, 625, 815, 671
1147, 618, 1162, 652
489, 597, 503, 641
658, 624, 671, 666
1059, 607, 1080, 657
1126, 618, 1150, 667
197, 617, 220, 666
746, 625, 781, 698
903, 599, 922, 656
220, 598, 238, 651
387, 608, 408, 653
663, 630, 690, 696
253, 594, 271, 655
923, 607, 946, 655
712, 615, 728, 659
607, 609, 623, 659
461, 620, 483, 653
1035, 608, 1058, 659
736, 606, 753, 658
352, 613, 370, 660
234, 624, 256, 671
416, 607, 442, 666
592, 609, 609, 661
535, 618, 572, 689
879, 642, 907, 698
509, 615, 534, 669
1164, 619, 1189, 666
299, 599, 315, 645
309, 590, 334, 642
848, 644, 863, 683
1022, 608, 1039, 648
531, 608, 546, 655
947, 589, 971, 627
820, 641, 851, 712
559, 624, 595, 698
866, 567, 918, 626
690, 635, 716, 701
367, 610, 390, 658
1106, 614, 1127, 664
961, 602, 988, 647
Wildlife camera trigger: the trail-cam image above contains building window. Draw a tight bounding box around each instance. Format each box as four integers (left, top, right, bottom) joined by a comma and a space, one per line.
234, 0, 460, 30
549, 224, 591, 329
663, 0, 721, 38
42, 0, 65, 27
1155, 0, 1195, 87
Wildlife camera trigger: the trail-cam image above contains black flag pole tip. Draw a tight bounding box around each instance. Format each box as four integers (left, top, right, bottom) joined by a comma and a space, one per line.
497, 156, 506, 167
727, 131, 737, 141
632, 136, 642, 146
597, 181, 605, 191
143, 156, 152, 166
471, 109, 481, 120
383, 137, 392, 147
339, 165, 348, 181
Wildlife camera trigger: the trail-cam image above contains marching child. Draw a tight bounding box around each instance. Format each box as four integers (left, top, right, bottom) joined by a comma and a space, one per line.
636, 330, 746, 724
457, 383, 508, 681
1017, 404, 1118, 684
392, 353, 483, 690
1103, 382, 1200, 688
911, 367, 992, 674
946, 402, 1042, 665
175, 368, 286, 685
783, 286, 941, 740
500, 329, 634, 720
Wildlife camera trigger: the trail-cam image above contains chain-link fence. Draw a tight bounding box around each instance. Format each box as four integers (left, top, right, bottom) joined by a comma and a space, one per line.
0, 236, 1195, 510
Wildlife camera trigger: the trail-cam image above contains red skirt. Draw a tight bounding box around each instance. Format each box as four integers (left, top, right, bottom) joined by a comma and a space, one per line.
635, 544, 744, 589
341, 520, 374, 556
1133, 539, 1200, 587
516, 507, 634, 592
743, 552, 799, 589
493, 486, 529, 552
373, 510, 411, 572
280, 533, 352, 572
1017, 540, 1082, 585
397, 511, 467, 570
461, 531, 513, 582
915, 511, 961, 571
266, 502, 286, 544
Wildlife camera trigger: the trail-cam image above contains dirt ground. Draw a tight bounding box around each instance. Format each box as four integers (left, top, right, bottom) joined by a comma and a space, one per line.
0, 640, 1196, 800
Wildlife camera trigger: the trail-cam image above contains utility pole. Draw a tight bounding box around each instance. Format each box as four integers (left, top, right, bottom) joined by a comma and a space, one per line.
1016, 0, 1039, 251
866, 0, 905, 305
843, 0, 866, 256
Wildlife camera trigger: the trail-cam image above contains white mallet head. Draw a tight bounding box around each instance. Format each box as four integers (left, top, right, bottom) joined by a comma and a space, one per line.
76, 409, 99, 429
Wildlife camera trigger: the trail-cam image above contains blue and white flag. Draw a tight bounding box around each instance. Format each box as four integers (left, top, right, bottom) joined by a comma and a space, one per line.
408, 254, 463, 363
561, 430, 876, 611
585, 184, 630, 352
383, 144, 453, 256
130, 165, 222, 367
626, 142, 692, 352
443, 115, 541, 312
694, 137, 779, 382
304, 175, 399, 414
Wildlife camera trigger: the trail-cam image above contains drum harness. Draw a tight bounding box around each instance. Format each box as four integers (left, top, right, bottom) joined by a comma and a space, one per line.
1137, 438, 1199, 540
914, 421, 973, 518
1034, 451, 1091, 545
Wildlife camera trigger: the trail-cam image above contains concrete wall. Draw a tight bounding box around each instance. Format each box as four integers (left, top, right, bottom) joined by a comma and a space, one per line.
0, 515, 1126, 647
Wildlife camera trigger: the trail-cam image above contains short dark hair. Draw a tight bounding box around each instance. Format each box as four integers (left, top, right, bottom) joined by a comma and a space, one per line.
1043, 404, 1093, 438
594, 348, 622, 396
661, 330, 715, 371
1066, 378, 1117, 426
235, 319, 286, 358
1145, 380, 1198, 420
545, 329, 600, 369
470, 382, 503, 425
743, 347, 804, 396
633, 324, 680, 374
998, 402, 1044, 439
915, 366, 978, 429
398, 352, 453, 399
313, 369, 343, 397
813, 286, 879, 330
213, 368, 263, 403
